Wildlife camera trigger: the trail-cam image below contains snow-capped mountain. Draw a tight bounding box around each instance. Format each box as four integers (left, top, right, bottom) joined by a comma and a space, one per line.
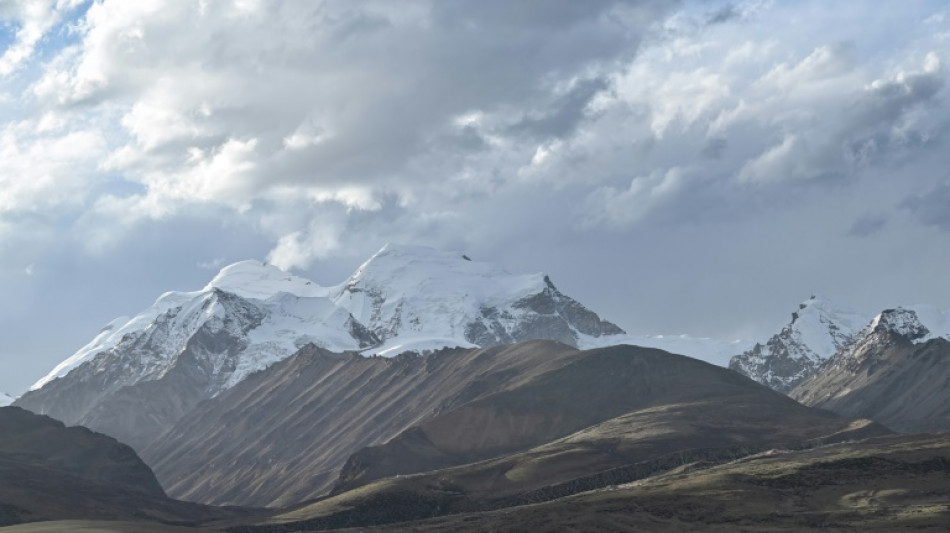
729, 296, 869, 392
31, 260, 377, 393
16, 244, 623, 450
0, 392, 14, 407
332, 244, 624, 351
16, 260, 377, 449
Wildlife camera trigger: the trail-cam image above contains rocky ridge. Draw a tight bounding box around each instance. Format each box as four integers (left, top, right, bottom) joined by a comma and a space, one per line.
791, 307, 950, 432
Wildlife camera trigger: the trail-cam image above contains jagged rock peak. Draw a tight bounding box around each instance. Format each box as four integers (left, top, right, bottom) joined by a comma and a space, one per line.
867, 308, 930, 341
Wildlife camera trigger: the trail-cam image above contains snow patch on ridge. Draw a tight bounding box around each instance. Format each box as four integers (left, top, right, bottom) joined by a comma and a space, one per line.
581, 333, 746, 367
363, 337, 479, 358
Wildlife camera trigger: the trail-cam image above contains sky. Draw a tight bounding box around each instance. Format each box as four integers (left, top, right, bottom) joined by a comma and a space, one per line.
2, 0, 950, 394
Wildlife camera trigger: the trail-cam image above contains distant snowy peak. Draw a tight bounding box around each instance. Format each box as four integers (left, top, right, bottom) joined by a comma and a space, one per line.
0, 392, 14, 407
732, 297, 950, 394
332, 243, 624, 346
729, 296, 869, 392
831, 306, 949, 365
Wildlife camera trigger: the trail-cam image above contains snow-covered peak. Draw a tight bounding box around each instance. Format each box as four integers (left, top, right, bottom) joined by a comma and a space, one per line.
341, 243, 544, 299
333, 244, 550, 341
205, 260, 328, 300
0, 392, 14, 407
30, 261, 351, 392
787, 295, 869, 360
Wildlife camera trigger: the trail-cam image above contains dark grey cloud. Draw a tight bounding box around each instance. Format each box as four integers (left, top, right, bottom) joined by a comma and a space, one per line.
902, 181, 950, 230
508, 77, 609, 140
701, 137, 727, 159
706, 4, 740, 25
848, 213, 888, 237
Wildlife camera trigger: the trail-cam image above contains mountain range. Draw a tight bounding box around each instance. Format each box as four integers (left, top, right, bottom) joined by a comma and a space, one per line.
5, 245, 950, 531
729, 297, 950, 433
14, 244, 626, 450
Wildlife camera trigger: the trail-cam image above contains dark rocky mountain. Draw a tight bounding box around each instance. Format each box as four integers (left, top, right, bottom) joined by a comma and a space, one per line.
142, 342, 886, 510
791, 308, 950, 433
0, 406, 236, 528
729, 296, 867, 392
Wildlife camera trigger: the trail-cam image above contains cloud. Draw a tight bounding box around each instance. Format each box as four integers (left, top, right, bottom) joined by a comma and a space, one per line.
266, 216, 343, 270
583, 167, 688, 228
8, 0, 950, 393
848, 213, 888, 237
0, 0, 85, 76
1, 0, 950, 277
706, 4, 741, 26
902, 181, 950, 230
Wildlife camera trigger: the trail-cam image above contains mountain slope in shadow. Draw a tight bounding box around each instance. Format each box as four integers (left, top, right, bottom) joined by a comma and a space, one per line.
0, 407, 241, 528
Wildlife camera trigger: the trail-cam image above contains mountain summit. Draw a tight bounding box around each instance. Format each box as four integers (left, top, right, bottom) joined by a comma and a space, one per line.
332, 244, 624, 353
728, 296, 869, 392
16, 244, 623, 450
